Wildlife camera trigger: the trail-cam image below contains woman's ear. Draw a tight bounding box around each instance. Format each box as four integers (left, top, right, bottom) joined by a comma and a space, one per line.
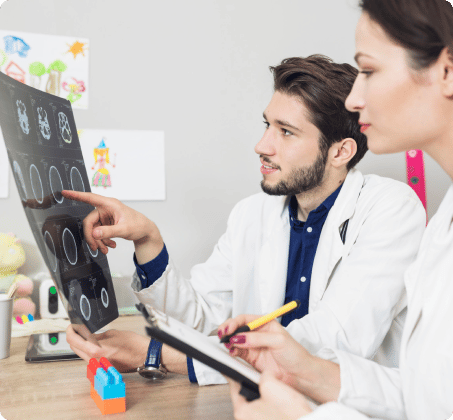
438, 47, 453, 97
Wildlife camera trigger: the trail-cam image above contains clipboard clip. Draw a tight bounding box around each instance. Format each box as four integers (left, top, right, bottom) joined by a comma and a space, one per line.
239, 381, 260, 401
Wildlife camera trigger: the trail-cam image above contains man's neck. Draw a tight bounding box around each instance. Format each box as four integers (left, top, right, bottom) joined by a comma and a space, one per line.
294, 173, 346, 221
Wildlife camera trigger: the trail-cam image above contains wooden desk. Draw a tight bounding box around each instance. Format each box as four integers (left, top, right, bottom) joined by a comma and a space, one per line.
0, 316, 234, 420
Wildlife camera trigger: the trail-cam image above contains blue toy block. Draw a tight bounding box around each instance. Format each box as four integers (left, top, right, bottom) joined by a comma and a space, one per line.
94, 366, 126, 400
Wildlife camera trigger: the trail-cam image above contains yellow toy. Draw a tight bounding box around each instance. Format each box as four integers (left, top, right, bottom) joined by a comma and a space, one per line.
0, 232, 36, 318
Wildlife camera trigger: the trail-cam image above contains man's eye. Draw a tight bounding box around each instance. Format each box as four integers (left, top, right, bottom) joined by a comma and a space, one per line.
282, 129, 293, 136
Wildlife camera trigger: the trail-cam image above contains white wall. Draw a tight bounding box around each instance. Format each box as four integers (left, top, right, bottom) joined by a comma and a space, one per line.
0, 0, 450, 279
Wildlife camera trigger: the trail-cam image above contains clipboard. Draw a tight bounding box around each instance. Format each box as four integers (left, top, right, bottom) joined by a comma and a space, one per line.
137, 303, 261, 401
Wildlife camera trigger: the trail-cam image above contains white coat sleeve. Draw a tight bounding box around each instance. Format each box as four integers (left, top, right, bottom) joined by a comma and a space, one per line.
131, 202, 242, 336
301, 402, 383, 420
310, 348, 406, 420
286, 186, 425, 363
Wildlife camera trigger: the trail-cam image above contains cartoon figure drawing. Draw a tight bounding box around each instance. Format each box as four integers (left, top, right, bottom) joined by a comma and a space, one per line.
91, 139, 116, 188
62, 77, 86, 104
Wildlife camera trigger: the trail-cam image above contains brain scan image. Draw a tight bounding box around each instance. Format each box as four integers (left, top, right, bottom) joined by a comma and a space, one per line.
62, 227, 77, 265
70, 166, 85, 192
30, 164, 44, 204
16, 100, 30, 135
85, 240, 98, 258
44, 231, 58, 272
13, 161, 27, 200
58, 112, 72, 143
49, 166, 64, 204
37, 107, 51, 140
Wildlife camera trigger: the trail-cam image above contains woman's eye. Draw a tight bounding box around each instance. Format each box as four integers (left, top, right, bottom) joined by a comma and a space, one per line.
360, 70, 373, 78
263, 121, 269, 129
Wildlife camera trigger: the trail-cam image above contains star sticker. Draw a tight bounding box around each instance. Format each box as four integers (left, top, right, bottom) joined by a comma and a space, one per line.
66, 41, 87, 59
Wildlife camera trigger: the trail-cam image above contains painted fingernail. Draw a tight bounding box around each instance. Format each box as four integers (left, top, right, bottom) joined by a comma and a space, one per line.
224, 326, 229, 335
224, 343, 232, 349
230, 335, 246, 344
229, 348, 235, 354
218, 330, 222, 338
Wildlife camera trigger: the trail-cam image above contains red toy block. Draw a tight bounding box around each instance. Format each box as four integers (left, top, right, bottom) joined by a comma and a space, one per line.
87, 358, 101, 386
90, 385, 126, 415
99, 357, 112, 370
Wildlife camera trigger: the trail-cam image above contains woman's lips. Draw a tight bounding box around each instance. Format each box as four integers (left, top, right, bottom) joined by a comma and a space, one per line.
360, 124, 371, 133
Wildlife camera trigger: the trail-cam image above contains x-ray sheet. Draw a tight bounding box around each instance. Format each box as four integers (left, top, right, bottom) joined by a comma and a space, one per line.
0, 71, 118, 332
0, 30, 89, 109
0, 129, 7, 198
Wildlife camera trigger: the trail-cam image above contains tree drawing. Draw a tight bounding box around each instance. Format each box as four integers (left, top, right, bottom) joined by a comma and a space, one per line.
0, 49, 7, 70
45, 60, 67, 96
29, 61, 46, 89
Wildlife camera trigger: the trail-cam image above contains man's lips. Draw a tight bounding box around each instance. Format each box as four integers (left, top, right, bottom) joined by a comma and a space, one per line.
260, 159, 279, 175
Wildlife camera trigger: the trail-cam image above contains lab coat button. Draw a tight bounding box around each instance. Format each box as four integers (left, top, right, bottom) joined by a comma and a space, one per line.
307, 227, 313, 233
300, 276, 307, 282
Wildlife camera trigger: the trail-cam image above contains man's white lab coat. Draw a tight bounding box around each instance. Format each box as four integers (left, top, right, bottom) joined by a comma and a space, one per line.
302, 184, 453, 420
132, 169, 426, 385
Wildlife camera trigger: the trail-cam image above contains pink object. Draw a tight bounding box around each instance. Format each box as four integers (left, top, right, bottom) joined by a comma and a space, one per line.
406, 150, 427, 223
15, 316, 23, 324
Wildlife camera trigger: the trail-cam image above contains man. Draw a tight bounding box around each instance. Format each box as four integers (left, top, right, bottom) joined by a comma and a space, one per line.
65, 55, 425, 386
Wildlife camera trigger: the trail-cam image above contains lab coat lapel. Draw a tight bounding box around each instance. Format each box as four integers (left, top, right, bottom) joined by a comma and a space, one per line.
309, 170, 364, 311
256, 197, 291, 313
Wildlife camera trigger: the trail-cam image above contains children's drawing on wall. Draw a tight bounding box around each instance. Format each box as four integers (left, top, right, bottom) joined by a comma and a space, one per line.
0, 30, 89, 109
79, 129, 165, 201
91, 139, 117, 189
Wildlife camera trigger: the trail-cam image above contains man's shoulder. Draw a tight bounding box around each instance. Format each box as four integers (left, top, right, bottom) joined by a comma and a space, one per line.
234, 192, 285, 210
229, 192, 286, 222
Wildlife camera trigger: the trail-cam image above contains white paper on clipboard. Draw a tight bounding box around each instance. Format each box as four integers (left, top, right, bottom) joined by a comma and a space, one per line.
143, 306, 261, 391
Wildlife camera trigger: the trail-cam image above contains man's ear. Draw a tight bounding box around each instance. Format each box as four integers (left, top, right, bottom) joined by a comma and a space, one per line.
438, 47, 453, 97
330, 138, 357, 169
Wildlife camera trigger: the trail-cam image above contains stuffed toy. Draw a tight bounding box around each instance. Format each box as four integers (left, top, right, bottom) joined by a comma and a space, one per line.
0, 232, 36, 318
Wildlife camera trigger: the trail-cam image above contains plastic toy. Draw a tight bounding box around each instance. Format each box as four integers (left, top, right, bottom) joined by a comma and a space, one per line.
87, 357, 126, 415
0, 232, 36, 318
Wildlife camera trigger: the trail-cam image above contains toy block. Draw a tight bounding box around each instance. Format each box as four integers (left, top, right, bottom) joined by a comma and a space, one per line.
94, 365, 125, 399
87, 358, 101, 386
90, 385, 126, 415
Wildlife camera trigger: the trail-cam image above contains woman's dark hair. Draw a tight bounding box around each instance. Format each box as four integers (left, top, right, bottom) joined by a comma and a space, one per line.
360, 0, 453, 70
270, 55, 368, 170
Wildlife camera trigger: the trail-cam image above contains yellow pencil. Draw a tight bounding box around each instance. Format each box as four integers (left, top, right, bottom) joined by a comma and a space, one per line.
220, 299, 301, 343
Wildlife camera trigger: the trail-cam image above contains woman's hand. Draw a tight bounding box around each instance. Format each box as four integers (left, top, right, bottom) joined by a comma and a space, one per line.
227, 372, 313, 420
61, 190, 164, 263
219, 315, 341, 403
219, 315, 314, 389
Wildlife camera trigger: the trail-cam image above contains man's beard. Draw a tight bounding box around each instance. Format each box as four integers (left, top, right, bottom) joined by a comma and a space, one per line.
260, 148, 328, 196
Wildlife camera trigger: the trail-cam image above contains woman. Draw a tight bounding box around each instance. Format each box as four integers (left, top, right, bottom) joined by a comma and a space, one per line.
222, 0, 453, 419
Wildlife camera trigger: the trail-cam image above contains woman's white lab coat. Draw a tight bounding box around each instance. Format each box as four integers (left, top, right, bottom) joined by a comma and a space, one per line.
132, 169, 426, 386
304, 184, 453, 420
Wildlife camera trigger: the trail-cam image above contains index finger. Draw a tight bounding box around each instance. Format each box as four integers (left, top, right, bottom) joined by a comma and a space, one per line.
62, 190, 111, 208
219, 314, 261, 338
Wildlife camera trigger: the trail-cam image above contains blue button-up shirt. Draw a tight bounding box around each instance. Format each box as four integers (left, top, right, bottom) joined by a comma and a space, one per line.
134, 184, 343, 382
281, 184, 342, 326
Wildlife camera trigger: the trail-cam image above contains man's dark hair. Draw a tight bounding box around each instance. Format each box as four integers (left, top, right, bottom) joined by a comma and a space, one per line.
270, 55, 367, 170
360, 0, 453, 71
